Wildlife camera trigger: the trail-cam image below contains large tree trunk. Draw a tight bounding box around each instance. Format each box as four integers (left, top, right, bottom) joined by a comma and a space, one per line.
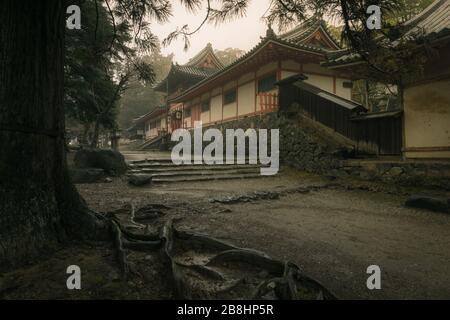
0, 1, 103, 272
81, 122, 92, 146
91, 118, 100, 148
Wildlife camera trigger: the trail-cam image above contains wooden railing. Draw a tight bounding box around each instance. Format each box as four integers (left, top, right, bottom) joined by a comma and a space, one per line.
259, 93, 279, 113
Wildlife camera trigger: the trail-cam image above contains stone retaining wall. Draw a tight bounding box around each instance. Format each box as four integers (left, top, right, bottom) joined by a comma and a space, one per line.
170, 112, 450, 190
336, 160, 450, 190
170, 112, 350, 173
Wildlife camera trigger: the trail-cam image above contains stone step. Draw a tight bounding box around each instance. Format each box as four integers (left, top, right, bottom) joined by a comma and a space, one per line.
129, 158, 173, 165
138, 136, 163, 151
129, 168, 262, 178
152, 173, 265, 184
129, 157, 257, 165
129, 164, 264, 172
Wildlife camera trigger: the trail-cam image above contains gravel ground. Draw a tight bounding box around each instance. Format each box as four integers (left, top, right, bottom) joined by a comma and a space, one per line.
4, 151, 447, 300
76, 166, 450, 300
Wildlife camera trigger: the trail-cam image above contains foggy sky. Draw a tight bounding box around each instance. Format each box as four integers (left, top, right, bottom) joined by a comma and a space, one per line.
151, 0, 273, 64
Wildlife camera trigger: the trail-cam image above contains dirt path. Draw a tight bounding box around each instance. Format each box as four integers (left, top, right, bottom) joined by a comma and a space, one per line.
76, 167, 450, 300
5, 153, 448, 300
182, 188, 450, 299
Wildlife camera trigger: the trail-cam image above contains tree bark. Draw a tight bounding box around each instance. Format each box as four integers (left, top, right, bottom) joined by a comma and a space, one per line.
0, 1, 103, 272
81, 122, 91, 146
91, 118, 100, 148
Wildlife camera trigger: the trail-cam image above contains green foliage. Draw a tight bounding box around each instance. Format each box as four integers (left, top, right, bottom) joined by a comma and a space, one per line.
264, 0, 435, 85
65, 1, 126, 134
214, 48, 245, 66
352, 80, 400, 112
386, 0, 434, 23
118, 49, 173, 130
65, 0, 155, 145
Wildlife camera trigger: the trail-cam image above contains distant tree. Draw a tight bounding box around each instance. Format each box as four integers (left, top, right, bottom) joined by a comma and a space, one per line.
327, 25, 344, 46
214, 48, 245, 65
118, 49, 173, 130
359, 0, 433, 111
324, 0, 434, 110
388, 0, 434, 23
65, 0, 154, 148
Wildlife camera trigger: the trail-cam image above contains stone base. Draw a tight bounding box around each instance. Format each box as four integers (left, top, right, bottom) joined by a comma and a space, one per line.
337, 160, 450, 191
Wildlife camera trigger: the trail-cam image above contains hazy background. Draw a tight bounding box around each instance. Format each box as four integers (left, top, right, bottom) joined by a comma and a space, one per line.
151, 0, 273, 64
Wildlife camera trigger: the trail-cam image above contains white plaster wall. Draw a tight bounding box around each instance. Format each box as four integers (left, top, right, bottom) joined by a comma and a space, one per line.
223, 102, 237, 119
201, 111, 210, 124
304, 73, 334, 94
238, 81, 256, 116
303, 63, 334, 76
210, 95, 223, 122
404, 79, 450, 159
335, 78, 352, 100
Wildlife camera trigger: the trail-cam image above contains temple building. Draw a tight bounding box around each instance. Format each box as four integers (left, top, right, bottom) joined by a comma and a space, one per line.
134, 3, 449, 160
166, 19, 355, 130
323, 0, 450, 159
401, 0, 450, 159
133, 17, 356, 143
157, 43, 225, 134
133, 106, 167, 140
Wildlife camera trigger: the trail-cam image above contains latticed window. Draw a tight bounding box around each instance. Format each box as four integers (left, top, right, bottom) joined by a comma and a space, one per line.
224, 89, 237, 105
201, 100, 210, 113
258, 74, 277, 93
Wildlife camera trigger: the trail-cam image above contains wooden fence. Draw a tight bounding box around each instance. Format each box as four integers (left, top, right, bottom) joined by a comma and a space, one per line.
278, 79, 403, 156
259, 93, 279, 113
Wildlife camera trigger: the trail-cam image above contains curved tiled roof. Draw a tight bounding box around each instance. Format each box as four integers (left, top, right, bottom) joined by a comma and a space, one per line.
153, 64, 217, 92
279, 16, 341, 50
185, 43, 224, 68
403, 0, 450, 40
154, 43, 223, 92
156, 17, 341, 96
323, 0, 450, 68
169, 35, 327, 102
173, 65, 218, 78
321, 50, 362, 68
133, 106, 166, 124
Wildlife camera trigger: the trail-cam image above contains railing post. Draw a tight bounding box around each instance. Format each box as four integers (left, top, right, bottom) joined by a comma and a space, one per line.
264, 93, 268, 112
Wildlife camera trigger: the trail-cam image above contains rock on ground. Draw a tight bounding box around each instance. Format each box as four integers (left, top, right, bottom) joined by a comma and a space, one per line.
70, 168, 105, 184
405, 195, 450, 214
128, 174, 153, 187
74, 149, 127, 176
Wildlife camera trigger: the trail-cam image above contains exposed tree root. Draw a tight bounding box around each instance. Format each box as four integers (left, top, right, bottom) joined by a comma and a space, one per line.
111, 220, 130, 279
208, 184, 337, 205
107, 203, 337, 300
206, 249, 285, 274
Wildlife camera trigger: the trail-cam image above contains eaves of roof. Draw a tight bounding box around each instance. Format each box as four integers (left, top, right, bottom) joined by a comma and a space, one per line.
185, 43, 224, 69
279, 17, 341, 50
324, 0, 450, 68
169, 37, 327, 103
153, 65, 215, 92
133, 106, 166, 124
403, 0, 450, 38
350, 110, 403, 121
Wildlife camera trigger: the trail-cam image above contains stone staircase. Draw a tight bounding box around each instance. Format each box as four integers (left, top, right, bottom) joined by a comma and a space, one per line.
137, 135, 163, 151
127, 158, 268, 184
